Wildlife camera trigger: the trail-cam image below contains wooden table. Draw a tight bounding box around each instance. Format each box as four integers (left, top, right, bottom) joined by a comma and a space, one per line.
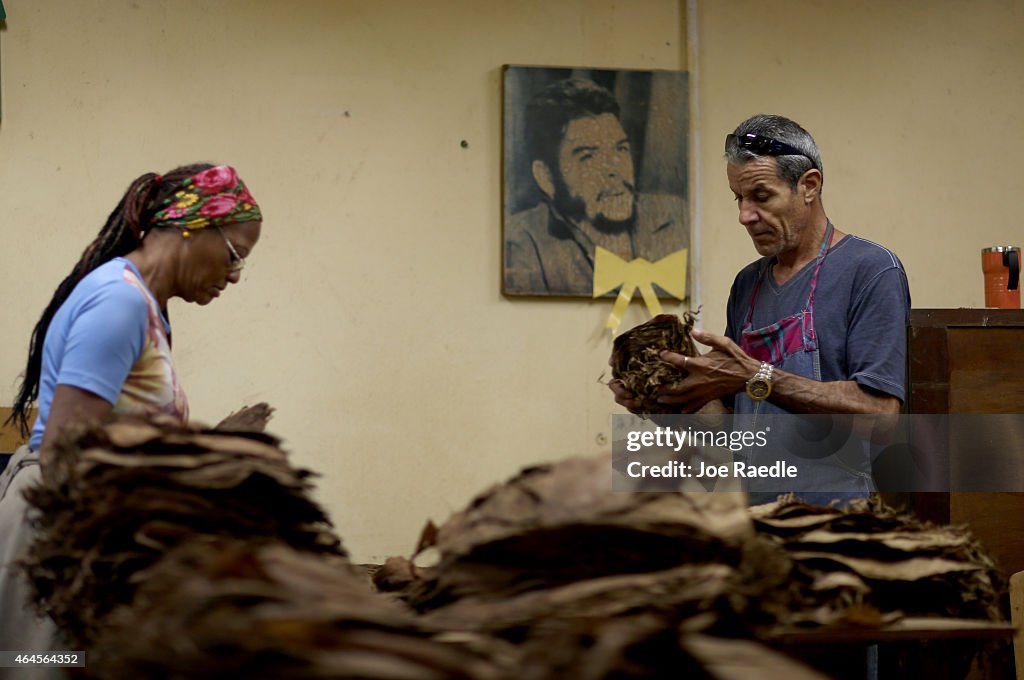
769, 618, 1016, 680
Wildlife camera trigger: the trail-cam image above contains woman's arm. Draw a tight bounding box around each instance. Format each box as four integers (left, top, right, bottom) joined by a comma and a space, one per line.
40, 385, 114, 451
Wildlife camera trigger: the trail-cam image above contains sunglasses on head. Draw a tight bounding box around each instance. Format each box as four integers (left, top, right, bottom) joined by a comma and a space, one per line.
725, 132, 807, 160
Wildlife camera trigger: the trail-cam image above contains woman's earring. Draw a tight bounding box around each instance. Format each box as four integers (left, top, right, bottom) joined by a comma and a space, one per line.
182, 230, 191, 239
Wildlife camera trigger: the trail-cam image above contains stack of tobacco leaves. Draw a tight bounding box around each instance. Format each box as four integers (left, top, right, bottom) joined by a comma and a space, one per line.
373, 454, 818, 676
375, 454, 1003, 676
88, 536, 504, 680
21, 416, 344, 649
89, 534, 830, 680
493, 616, 831, 680
22, 415, 1004, 678
392, 454, 753, 621
747, 495, 1004, 629
611, 312, 699, 415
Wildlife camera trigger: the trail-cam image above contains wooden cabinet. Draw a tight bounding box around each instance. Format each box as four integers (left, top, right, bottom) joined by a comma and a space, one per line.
908, 309, 1024, 415
907, 309, 1024, 579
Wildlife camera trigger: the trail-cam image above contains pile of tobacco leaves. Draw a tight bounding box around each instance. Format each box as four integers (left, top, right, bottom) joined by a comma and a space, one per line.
375, 454, 831, 679
611, 312, 700, 414
88, 536, 503, 680
21, 415, 343, 650
747, 495, 1003, 626
20, 414, 1006, 679
376, 458, 1005, 677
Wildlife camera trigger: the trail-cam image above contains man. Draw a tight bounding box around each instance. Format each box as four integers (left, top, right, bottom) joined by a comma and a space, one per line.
612, 114, 910, 502
504, 78, 687, 296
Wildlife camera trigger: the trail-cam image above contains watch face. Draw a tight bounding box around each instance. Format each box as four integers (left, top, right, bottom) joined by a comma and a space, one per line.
746, 379, 771, 400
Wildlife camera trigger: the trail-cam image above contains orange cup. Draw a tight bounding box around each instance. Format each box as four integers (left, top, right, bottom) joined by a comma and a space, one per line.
982, 246, 1020, 308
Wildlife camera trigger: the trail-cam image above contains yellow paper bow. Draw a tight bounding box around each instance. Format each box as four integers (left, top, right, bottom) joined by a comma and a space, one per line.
592, 247, 688, 333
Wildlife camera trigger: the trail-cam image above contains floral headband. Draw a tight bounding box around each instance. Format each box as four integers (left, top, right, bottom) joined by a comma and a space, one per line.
150, 165, 262, 232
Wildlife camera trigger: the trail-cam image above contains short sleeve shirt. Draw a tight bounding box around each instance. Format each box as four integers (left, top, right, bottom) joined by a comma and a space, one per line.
29, 258, 188, 450
724, 235, 911, 405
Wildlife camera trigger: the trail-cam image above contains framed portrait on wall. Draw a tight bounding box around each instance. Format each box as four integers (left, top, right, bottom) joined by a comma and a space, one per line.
502, 65, 690, 299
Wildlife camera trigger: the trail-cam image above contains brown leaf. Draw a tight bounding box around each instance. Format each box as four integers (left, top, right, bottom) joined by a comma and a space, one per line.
611, 312, 699, 415
215, 402, 276, 433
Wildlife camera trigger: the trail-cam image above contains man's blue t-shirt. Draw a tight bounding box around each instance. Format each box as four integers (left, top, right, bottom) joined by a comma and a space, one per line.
725, 234, 911, 405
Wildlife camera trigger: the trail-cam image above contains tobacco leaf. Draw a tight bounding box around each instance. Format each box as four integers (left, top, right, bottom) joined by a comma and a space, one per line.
215, 401, 276, 433
750, 495, 1004, 623
611, 312, 700, 414
21, 417, 344, 648
22, 417, 1008, 677
88, 537, 502, 680
403, 454, 753, 611
421, 563, 735, 633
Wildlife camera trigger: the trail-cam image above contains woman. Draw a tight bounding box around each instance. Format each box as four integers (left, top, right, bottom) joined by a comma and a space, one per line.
0, 163, 262, 663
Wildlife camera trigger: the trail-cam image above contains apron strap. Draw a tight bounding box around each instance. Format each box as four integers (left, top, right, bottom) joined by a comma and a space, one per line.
743, 222, 835, 328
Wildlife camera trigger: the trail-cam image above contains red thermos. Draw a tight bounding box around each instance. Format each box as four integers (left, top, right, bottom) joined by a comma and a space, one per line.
982, 246, 1020, 308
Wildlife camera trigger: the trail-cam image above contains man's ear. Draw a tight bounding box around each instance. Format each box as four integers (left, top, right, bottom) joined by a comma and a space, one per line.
799, 168, 822, 204
532, 160, 556, 200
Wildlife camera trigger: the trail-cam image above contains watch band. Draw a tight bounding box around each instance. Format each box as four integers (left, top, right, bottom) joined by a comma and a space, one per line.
755, 362, 774, 381
745, 361, 775, 401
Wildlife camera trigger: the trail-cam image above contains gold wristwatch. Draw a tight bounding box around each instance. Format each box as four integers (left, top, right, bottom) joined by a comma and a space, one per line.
745, 361, 775, 401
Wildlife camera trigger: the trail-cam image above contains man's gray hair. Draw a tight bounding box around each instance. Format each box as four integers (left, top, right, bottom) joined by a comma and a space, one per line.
725, 114, 823, 190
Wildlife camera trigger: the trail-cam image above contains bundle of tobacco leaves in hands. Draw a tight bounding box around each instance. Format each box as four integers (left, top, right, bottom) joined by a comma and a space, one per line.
611, 312, 700, 414
88, 536, 503, 680
21, 415, 344, 649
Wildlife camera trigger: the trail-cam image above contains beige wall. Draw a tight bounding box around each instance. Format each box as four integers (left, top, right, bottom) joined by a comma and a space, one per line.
695, 0, 1024, 337
0, 1, 1020, 562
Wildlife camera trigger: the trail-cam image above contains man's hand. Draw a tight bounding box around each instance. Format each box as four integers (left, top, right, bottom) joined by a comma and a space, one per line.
608, 378, 679, 415
653, 329, 759, 413
609, 378, 643, 413
607, 328, 755, 415
660, 329, 902, 415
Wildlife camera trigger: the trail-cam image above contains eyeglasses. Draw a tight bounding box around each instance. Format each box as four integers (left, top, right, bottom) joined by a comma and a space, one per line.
726, 132, 808, 160
216, 226, 246, 272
